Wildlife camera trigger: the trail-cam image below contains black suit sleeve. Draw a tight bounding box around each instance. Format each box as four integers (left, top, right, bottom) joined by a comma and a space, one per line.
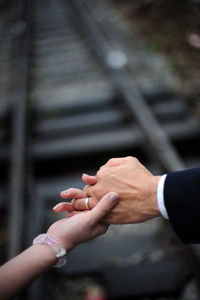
164, 168, 200, 243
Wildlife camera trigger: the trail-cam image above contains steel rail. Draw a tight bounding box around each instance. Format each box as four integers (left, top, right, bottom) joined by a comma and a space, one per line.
65, 0, 200, 285
65, 0, 185, 173
8, 0, 31, 258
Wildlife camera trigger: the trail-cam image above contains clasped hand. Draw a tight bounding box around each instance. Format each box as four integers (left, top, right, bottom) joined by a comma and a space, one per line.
58, 156, 161, 225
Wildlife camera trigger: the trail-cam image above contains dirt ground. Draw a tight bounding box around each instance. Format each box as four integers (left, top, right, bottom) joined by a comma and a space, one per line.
112, 0, 200, 117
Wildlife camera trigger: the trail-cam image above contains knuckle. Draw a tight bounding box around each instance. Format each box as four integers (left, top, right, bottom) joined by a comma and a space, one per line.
84, 185, 95, 198
71, 199, 80, 209
107, 157, 117, 164
83, 185, 89, 193
97, 168, 106, 178
96, 169, 102, 177
127, 156, 138, 163
108, 157, 116, 162
99, 167, 110, 179
126, 155, 134, 160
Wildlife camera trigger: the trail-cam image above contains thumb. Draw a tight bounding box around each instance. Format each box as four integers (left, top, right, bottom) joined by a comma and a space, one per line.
89, 192, 118, 223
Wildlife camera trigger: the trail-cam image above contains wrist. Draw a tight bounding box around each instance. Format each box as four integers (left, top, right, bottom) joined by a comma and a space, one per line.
46, 230, 74, 252
33, 234, 67, 268
31, 244, 57, 267
150, 175, 161, 217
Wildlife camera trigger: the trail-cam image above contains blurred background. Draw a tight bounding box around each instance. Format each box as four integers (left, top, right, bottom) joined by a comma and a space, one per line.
0, 0, 200, 299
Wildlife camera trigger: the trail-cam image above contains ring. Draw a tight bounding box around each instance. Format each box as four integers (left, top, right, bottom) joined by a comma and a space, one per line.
85, 197, 90, 210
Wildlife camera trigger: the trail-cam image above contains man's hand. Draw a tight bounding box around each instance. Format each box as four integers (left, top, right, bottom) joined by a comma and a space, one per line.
61, 157, 161, 224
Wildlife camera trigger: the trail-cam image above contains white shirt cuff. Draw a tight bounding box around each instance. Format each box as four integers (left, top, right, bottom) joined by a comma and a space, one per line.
157, 174, 169, 219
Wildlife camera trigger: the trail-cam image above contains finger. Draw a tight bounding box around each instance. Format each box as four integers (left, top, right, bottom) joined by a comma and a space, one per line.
53, 202, 74, 213
89, 192, 118, 223
83, 184, 94, 196
82, 173, 97, 185
72, 196, 97, 210
60, 188, 87, 199
83, 184, 89, 194
103, 157, 129, 167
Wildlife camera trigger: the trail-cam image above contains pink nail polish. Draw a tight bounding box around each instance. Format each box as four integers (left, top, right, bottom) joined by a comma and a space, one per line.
61, 190, 69, 194
53, 204, 59, 210
83, 173, 89, 177
108, 193, 118, 203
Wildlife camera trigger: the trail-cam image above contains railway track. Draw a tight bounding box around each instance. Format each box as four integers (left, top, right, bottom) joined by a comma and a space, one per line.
0, 0, 200, 299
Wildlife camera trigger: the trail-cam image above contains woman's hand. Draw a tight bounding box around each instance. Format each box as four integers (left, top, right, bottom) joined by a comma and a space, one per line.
47, 192, 118, 251
0, 193, 118, 300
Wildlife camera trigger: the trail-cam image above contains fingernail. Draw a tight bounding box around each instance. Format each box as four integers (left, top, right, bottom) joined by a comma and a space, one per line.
53, 204, 59, 210
82, 173, 89, 177
108, 193, 118, 203
61, 189, 69, 194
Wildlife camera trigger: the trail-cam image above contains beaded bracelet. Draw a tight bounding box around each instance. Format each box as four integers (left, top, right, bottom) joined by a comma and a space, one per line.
33, 234, 67, 268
